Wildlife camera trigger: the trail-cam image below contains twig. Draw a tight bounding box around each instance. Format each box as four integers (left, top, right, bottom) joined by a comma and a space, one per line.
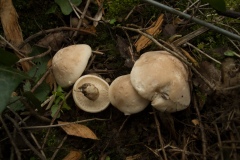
20, 27, 95, 49
72, 0, 91, 38
221, 85, 240, 91
0, 114, 22, 160
74, 6, 101, 22
31, 68, 51, 93
18, 46, 51, 63
228, 39, 240, 58
186, 42, 221, 64
20, 118, 109, 129
50, 135, 68, 160
230, 131, 238, 160
118, 116, 130, 132
193, 94, 207, 160
153, 108, 168, 160
0, 35, 26, 58
7, 107, 46, 159
45, 82, 57, 110
92, 50, 104, 55
144, 145, 162, 159
5, 114, 45, 160
20, 98, 51, 123
85, 54, 96, 71
181, 135, 187, 160
213, 122, 224, 160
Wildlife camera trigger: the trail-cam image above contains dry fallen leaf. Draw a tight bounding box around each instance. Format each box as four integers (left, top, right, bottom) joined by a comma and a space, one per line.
135, 14, 164, 52
58, 121, 99, 140
62, 150, 83, 160
191, 119, 200, 126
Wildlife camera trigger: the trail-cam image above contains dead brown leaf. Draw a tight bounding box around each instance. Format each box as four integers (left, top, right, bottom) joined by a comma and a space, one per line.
62, 150, 83, 160
134, 14, 164, 52
58, 121, 99, 140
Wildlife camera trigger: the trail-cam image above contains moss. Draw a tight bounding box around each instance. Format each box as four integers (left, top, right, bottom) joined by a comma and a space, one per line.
104, 0, 140, 19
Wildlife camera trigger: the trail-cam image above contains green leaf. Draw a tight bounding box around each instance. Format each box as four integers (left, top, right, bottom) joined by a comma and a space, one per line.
0, 66, 29, 113
202, 0, 226, 12
51, 104, 60, 118
23, 80, 31, 92
55, 0, 82, 15
0, 48, 19, 66
109, 19, 116, 24
224, 50, 236, 57
62, 101, 71, 110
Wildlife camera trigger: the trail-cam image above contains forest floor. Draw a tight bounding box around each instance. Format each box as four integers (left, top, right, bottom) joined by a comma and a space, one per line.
0, 0, 240, 159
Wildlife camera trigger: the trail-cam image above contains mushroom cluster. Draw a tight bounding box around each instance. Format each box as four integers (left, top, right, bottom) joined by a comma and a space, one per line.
109, 51, 191, 114
52, 45, 190, 114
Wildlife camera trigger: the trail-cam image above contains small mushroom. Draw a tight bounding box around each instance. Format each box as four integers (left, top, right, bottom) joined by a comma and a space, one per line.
52, 44, 92, 88
130, 51, 191, 112
72, 74, 110, 113
109, 74, 150, 115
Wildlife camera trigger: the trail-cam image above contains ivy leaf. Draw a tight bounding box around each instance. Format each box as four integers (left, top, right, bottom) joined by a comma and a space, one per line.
202, 0, 226, 12
0, 66, 29, 113
55, 0, 82, 15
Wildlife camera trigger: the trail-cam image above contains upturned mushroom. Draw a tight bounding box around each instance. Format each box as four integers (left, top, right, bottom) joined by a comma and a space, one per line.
130, 51, 191, 112
109, 74, 150, 115
52, 44, 92, 88
72, 74, 110, 113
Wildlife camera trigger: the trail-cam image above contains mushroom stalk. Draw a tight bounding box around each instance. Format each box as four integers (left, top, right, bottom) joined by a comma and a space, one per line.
79, 83, 99, 101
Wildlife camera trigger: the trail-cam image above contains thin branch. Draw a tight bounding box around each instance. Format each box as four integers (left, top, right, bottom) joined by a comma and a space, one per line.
153, 108, 168, 160
213, 122, 224, 160
20, 118, 109, 129
20, 27, 95, 49
0, 114, 21, 160
18, 46, 51, 63
7, 107, 46, 159
0, 35, 26, 58
72, 0, 91, 38
31, 68, 51, 93
186, 42, 221, 64
193, 94, 207, 160
5, 114, 45, 160
50, 135, 68, 160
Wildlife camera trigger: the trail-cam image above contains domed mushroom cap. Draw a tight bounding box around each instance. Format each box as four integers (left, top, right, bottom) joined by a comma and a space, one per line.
52, 44, 92, 88
109, 74, 150, 115
130, 51, 191, 112
73, 74, 110, 113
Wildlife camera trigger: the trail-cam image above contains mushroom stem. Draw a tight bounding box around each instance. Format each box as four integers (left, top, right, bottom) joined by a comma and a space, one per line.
78, 83, 99, 101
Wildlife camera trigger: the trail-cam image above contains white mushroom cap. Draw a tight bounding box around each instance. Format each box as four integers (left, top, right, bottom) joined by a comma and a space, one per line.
130, 51, 191, 112
52, 44, 92, 88
72, 74, 110, 113
109, 74, 150, 115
